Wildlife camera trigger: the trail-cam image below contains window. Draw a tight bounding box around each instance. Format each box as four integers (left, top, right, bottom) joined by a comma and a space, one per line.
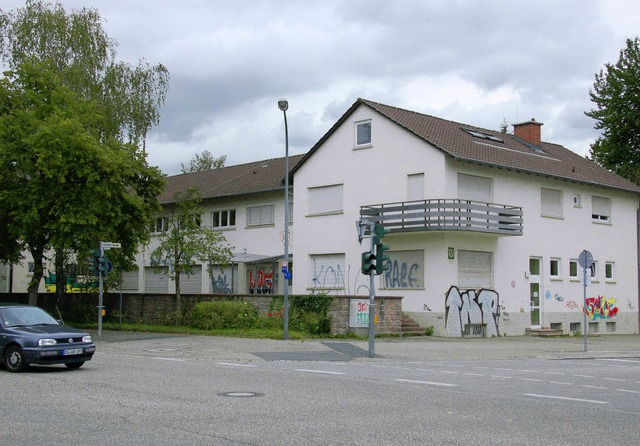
247, 204, 274, 227
355, 120, 372, 147
569, 259, 578, 279
287, 200, 293, 224
153, 217, 168, 233
573, 194, 581, 208
605, 261, 615, 281
407, 173, 425, 201
308, 184, 343, 215
458, 173, 492, 202
592, 196, 611, 222
309, 254, 345, 289
590, 261, 598, 281
213, 209, 236, 229
461, 128, 504, 143
541, 188, 563, 218
550, 258, 561, 278
458, 250, 492, 289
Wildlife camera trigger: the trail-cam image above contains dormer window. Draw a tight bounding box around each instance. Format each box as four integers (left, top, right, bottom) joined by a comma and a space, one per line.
461, 127, 504, 143
355, 120, 372, 148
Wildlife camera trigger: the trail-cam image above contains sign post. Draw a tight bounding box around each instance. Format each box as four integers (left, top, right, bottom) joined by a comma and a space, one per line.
97, 241, 121, 339
578, 250, 593, 352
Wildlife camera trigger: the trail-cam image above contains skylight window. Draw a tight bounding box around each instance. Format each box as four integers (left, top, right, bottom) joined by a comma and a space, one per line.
461, 128, 504, 143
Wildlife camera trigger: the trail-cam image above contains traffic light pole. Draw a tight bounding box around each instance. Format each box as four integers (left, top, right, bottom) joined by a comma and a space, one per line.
367, 231, 376, 358
97, 243, 104, 340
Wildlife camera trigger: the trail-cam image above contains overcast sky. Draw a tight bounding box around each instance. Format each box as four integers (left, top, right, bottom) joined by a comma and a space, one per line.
3, 0, 640, 175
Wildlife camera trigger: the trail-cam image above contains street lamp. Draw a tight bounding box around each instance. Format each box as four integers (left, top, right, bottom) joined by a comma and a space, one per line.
278, 99, 290, 340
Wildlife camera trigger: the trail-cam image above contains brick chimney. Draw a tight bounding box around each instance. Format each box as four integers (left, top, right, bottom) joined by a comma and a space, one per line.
513, 118, 543, 145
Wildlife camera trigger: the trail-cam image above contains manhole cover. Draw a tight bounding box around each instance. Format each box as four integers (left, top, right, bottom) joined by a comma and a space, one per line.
218, 392, 264, 398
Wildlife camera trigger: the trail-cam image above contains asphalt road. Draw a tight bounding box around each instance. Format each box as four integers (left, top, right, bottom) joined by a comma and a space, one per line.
2, 334, 639, 445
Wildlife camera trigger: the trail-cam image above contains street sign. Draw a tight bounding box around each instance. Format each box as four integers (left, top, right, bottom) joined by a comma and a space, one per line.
101, 242, 121, 250
578, 250, 593, 269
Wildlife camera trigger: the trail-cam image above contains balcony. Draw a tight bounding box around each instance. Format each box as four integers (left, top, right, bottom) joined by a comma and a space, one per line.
360, 199, 523, 236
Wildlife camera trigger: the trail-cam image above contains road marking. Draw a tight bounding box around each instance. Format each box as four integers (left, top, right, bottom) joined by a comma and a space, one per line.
599, 358, 640, 363
543, 371, 565, 376
582, 385, 607, 389
548, 381, 574, 386
602, 377, 626, 382
441, 370, 460, 375
520, 378, 543, 382
616, 388, 640, 394
491, 375, 513, 379
151, 357, 185, 362
217, 362, 257, 367
464, 373, 485, 377
416, 368, 434, 372
574, 374, 594, 378
525, 394, 609, 404
395, 379, 458, 387
295, 369, 345, 375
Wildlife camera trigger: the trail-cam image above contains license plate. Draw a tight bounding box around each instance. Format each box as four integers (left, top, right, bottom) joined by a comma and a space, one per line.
62, 348, 83, 356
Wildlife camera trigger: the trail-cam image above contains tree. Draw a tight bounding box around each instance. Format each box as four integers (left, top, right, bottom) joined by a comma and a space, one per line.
151, 188, 233, 322
180, 150, 226, 173
586, 37, 640, 184
0, 1, 168, 305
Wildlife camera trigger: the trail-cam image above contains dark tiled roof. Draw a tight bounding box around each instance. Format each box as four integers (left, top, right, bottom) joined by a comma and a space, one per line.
159, 154, 305, 204
293, 98, 640, 194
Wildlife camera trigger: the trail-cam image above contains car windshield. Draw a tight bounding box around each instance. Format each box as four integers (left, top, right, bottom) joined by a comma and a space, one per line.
0, 307, 60, 328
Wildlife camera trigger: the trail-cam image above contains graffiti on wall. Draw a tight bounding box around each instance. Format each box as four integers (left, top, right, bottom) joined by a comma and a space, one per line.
382, 250, 424, 289
585, 295, 618, 320
311, 255, 345, 290
445, 286, 500, 337
545, 290, 565, 303
44, 271, 97, 293
249, 268, 274, 294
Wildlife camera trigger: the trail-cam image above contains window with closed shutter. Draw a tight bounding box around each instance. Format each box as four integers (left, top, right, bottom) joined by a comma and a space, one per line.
541, 188, 563, 218
308, 184, 343, 215
458, 174, 492, 202
247, 204, 274, 226
458, 250, 492, 289
592, 196, 611, 222
407, 173, 425, 201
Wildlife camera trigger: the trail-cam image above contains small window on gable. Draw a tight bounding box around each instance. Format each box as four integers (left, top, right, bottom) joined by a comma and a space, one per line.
569, 259, 578, 279
461, 128, 504, 143
355, 120, 372, 147
592, 196, 611, 223
541, 188, 563, 218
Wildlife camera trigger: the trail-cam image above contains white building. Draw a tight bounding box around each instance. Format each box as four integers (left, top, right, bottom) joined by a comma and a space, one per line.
290, 99, 640, 336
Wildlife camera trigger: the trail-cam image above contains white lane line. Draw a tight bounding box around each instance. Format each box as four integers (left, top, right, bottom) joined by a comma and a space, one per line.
464, 373, 485, 377
441, 371, 460, 375
525, 394, 609, 404
151, 357, 186, 362
416, 368, 435, 372
582, 385, 607, 390
217, 362, 257, 367
548, 381, 574, 386
491, 375, 513, 379
602, 377, 626, 382
496, 368, 513, 372
395, 379, 458, 387
574, 374, 595, 378
520, 378, 544, 382
544, 371, 565, 376
295, 369, 345, 375
616, 389, 640, 394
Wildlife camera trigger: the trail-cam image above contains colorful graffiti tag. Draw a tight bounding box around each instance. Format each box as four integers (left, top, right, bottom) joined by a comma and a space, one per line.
585, 296, 618, 320
249, 269, 274, 294
445, 286, 500, 337
44, 271, 97, 293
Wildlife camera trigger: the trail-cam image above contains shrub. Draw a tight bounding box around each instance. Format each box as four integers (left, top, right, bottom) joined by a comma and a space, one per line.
190, 301, 258, 330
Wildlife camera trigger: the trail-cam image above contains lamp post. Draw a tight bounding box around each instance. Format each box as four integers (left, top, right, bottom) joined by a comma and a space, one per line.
278, 99, 290, 340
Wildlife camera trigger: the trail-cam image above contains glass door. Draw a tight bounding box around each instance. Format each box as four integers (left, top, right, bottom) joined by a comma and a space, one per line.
529, 258, 541, 327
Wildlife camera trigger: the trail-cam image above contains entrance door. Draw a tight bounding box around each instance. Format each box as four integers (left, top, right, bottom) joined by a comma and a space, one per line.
529, 258, 541, 327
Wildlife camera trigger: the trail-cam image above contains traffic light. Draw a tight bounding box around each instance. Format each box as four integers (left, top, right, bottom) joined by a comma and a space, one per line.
374, 224, 390, 275
97, 256, 110, 274
361, 251, 376, 275
88, 249, 101, 275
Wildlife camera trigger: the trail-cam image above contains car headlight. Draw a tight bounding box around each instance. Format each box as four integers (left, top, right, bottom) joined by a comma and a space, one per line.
39, 338, 57, 346
82, 335, 93, 343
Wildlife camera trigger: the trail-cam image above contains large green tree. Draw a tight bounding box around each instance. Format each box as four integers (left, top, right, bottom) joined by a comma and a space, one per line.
151, 188, 233, 322
0, 1, 168, 304
586, 37, 640, 184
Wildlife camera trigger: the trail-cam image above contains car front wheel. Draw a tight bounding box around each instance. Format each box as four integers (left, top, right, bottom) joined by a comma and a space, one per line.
4, 345, 28, 373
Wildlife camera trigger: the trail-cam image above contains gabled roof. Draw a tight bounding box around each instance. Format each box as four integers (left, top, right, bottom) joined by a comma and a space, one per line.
159, 154, 306, 204
292, 98, 640, 194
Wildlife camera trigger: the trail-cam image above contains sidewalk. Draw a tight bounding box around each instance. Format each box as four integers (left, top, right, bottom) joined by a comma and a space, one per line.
93, 330, 640, 363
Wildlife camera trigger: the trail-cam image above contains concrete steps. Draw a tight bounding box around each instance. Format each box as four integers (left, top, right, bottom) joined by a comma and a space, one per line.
525, 327, 564, 337
401, 313, 425, 336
